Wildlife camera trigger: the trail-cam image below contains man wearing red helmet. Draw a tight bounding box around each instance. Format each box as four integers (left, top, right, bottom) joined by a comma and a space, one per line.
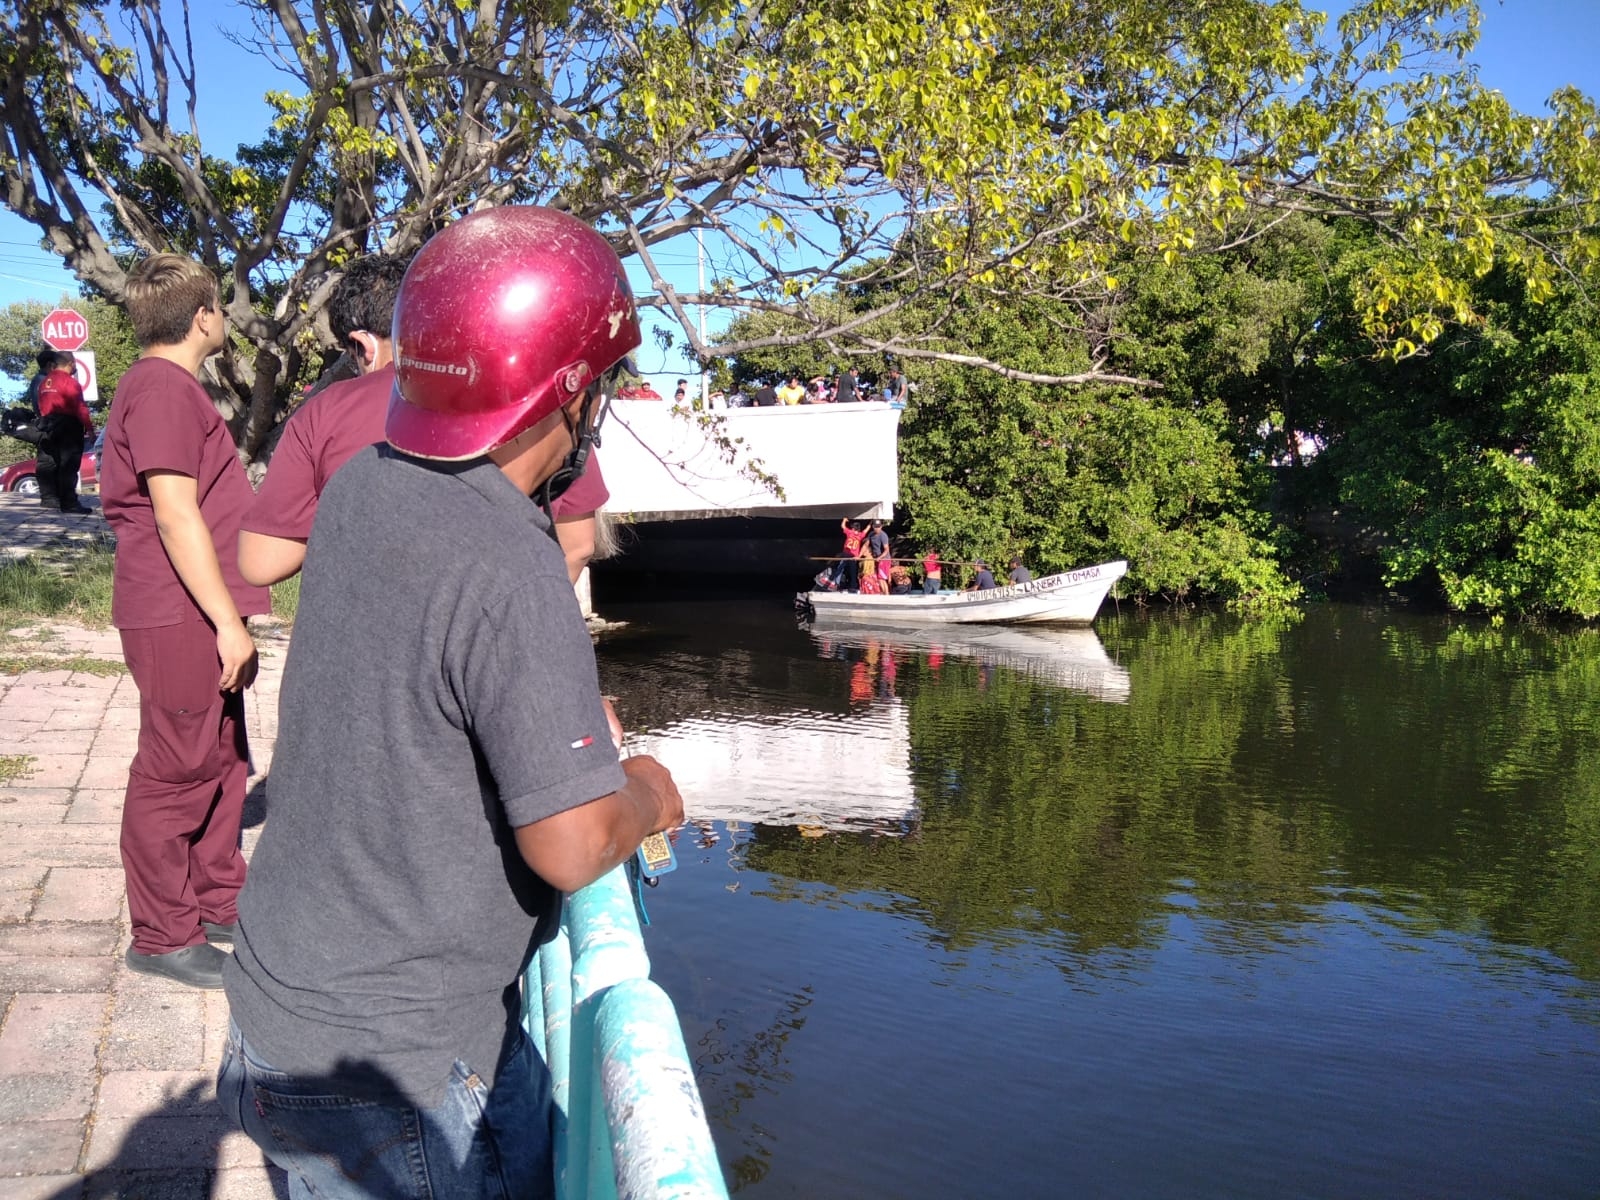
219, 208, 685, 1199
238, 252, 613, 588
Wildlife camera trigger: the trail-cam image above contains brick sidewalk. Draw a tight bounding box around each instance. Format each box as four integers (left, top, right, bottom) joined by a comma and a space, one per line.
0, 541, 289, 1197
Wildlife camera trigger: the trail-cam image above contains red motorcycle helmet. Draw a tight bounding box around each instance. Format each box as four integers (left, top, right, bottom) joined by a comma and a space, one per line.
386, 206, 641, 461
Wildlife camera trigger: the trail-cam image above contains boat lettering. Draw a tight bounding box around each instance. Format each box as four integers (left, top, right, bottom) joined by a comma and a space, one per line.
959, 564, 1101, 603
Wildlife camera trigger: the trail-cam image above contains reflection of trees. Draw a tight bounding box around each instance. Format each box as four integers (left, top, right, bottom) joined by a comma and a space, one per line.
690, 985, 815, 1193
741, 608, 1600, 981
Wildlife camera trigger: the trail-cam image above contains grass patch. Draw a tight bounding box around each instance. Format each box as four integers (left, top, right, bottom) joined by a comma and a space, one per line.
0, 754, 35, 784
0, 539, 116, 631
270, 573, 300, 625
0, 653, 126, 677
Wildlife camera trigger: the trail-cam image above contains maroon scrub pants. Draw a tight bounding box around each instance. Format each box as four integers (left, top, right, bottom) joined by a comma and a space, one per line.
119, 619, 250, 955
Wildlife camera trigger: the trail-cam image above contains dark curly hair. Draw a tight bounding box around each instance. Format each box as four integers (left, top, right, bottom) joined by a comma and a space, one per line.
328, 253, 412, 352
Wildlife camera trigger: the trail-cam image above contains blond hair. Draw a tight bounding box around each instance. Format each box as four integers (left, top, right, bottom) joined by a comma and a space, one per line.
124, 254, 218, 348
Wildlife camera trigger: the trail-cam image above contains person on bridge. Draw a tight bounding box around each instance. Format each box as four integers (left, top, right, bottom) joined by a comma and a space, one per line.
218, 206, 684, 1200
237, 254, 610, 587
34, 350, 95, 514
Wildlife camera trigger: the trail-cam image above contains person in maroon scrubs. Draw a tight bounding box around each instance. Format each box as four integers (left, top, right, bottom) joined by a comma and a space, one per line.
99, 254, 269, 989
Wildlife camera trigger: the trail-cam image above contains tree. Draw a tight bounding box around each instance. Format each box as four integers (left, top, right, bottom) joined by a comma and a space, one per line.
1, 0, 1595, 457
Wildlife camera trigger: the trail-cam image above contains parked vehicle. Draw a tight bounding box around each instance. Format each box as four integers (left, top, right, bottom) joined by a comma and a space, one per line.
0, 432, 102, 498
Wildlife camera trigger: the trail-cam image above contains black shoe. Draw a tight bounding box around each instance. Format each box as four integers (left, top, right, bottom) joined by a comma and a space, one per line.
202, 921, 237, 945
124, 942, 228, 989
60, 505, 92, 514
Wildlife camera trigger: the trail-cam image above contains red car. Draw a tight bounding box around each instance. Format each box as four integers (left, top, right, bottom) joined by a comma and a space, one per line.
0, 432, 102, 498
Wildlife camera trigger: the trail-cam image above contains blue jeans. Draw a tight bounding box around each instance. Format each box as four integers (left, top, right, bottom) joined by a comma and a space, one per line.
923, 576, 940, 594
218, 1021, 554, 1200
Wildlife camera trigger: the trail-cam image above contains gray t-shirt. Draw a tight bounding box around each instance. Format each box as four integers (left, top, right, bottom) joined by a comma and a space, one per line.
224, 446, 626, 1106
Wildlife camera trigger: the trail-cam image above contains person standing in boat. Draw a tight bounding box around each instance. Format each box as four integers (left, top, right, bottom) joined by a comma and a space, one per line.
866, 519, 892, 589
921, 548, 942, 594
1007, 557, 1032, 585
968, 559, 997, 590
834, 517, 867, 590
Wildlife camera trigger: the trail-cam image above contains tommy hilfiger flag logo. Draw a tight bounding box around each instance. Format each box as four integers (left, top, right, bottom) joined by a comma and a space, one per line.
570, 736, 595, 750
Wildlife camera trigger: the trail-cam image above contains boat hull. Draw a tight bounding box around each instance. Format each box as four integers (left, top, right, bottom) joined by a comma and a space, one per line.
801, 560, 1127, 625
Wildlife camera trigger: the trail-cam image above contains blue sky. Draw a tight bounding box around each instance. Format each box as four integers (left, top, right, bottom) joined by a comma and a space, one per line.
2, 0, 1596, 397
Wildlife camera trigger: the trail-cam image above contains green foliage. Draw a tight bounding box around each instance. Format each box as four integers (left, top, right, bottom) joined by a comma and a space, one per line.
0, 0, 1596, 461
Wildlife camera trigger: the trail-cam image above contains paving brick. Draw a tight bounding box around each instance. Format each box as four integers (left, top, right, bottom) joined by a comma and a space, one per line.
95, 1073, 216, 1121
83, 1114, 234, 1172
0, 890, 34, 923
0, 993, 105, 1074
75, 760, 129, 792
0, 1119, 85, 1175
0, 924, 120, 959
0, 1072, 96, 1123
209, 1167, 288, 1200
0, 958, 116, 994
0, 802, 69, 826
102, 981, 205, 1073
63, 792, 123, 826
82, 1169, 207, 1200
0, 1176, 85, 1200
0, 755, 83, 789
0, 868, 47, 891
33, 870, 124, 924
0, 828, 122, 872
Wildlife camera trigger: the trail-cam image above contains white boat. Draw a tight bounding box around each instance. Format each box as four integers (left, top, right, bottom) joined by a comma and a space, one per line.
799, 559, 1128, 625
809, 624, 1131, 703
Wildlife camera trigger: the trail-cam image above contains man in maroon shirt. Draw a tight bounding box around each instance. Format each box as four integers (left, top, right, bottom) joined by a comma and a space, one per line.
100, 254, 270, 989
35, 350, 95, 513
240, 253, 611, 587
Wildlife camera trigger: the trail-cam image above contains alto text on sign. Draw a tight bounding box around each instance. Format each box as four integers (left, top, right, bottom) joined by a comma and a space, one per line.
41, 309, 90, 352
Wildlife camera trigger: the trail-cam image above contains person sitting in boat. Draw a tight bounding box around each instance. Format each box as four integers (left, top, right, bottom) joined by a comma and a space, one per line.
968, 559, 997, 590
1008, 557, 1032, 584
889, 564, 914, 594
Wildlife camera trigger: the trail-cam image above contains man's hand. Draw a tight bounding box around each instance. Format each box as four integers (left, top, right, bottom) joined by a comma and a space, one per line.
622, 754, 684, 834
217, 619, 258, 692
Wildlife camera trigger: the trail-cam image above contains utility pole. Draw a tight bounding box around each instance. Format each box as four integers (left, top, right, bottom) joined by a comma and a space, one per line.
697, 225, 709, 406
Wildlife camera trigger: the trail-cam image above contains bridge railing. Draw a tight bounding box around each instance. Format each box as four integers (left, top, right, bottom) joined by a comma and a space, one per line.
522, 865, 729, 1200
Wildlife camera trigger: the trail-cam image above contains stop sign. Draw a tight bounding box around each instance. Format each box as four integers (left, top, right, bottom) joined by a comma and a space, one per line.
41, 308, 90, 352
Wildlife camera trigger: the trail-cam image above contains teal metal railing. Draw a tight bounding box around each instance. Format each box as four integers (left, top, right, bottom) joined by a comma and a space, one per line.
522, 865, 729, 1200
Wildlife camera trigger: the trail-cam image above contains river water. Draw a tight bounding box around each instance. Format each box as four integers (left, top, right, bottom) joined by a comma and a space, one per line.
592, 602, 1600, 1199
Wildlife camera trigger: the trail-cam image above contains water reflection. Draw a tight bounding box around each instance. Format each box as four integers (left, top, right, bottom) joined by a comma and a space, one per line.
594, 603, 1600, 1198
808, 623, 1131, 703
628, 703, 917, 832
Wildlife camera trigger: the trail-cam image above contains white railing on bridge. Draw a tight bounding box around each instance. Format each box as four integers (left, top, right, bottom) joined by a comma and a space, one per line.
601, 400, 901, 522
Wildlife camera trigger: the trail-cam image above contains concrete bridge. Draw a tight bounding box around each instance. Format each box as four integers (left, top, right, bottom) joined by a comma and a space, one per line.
592, 401, 902, 581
